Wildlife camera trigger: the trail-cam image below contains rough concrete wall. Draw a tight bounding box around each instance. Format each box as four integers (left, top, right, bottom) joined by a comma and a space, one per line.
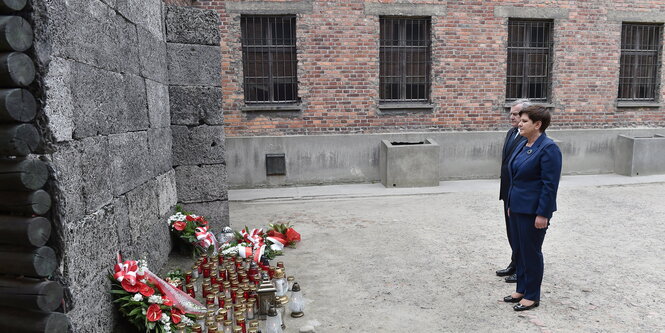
165, 5, 229, 229
197, 0, 665, 136
31, 0, 176, 331
226, 128, 665, 188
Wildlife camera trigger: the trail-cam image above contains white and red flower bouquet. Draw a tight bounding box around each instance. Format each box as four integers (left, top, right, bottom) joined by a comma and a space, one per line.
167, 209, 218, 257
109, 254, 205, 332
219, 223, 301, 261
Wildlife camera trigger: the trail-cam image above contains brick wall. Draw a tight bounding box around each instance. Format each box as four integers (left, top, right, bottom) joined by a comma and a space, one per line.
198, 0, 665, 137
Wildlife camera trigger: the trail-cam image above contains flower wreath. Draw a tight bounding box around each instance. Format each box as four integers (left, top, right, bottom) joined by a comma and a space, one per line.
167, 209, 218, 257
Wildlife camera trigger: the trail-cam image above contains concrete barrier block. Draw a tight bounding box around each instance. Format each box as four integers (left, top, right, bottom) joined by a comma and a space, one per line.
614, 134, 665, 176
380, 138, 440, 188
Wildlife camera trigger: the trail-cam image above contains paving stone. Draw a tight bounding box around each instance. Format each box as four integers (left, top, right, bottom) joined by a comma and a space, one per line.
165, 5, 220, 45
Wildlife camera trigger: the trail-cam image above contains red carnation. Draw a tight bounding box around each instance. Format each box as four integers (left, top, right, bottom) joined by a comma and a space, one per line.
146, 304, 162, 322
173, 221, 187, 231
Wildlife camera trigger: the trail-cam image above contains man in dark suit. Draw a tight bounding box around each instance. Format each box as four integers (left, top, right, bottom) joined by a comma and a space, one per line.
496, 99, 530, 283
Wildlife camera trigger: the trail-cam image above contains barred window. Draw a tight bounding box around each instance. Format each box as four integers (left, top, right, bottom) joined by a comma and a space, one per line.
506, 20, 553, 102
241, 16, 298, 104
379, 17, 431, 103
619, 23, 662, 101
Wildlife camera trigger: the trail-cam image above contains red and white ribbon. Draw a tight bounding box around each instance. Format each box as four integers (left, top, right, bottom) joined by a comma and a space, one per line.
114, 253, 144, 285
195, 226, 215, 249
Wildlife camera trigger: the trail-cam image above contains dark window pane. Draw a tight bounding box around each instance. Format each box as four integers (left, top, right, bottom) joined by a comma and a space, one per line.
241, 16, 298, 103
618, 23, 661, 101
379, 17, 431, 102
506, 20, 553, 102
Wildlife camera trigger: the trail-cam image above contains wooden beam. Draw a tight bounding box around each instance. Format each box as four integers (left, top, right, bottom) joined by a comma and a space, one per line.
0, 189, 51, 215
0, 0, 27, 14
0, 216, 51, 247
0, 277, 63, 312
0, 16, 32, 52
0, 52, 35, 87
0, 246, 57, 277
0, 88, 37, 122
0, 307, 69, 332
0, 159, 49, 191
0, 123, 40, 156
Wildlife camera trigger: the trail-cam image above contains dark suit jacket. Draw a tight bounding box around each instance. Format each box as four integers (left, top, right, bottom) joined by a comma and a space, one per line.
507, 133, 562, 219
500, 127, 526, 201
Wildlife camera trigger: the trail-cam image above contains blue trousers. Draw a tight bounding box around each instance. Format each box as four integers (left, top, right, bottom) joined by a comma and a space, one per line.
509, 212, 547, 301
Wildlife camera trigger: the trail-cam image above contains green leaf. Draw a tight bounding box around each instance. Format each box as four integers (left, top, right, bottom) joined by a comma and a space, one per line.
128, 307, 143, 317
110, 289, 130, 295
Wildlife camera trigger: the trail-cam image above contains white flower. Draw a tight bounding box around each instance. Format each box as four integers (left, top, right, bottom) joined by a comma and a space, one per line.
164, 322, 171, 332
181, 316, 194, 326
160, 313, 170, 324
141, 309, 146, 315
132, 293, 143, 302
148, 295, 163, 304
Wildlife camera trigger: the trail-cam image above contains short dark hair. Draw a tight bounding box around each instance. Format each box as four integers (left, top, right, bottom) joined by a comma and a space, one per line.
519, 105, 551, 132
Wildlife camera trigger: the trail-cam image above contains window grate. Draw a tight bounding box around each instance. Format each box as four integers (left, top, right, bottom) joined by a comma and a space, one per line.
241, 15, 298, 104
379, 17, 431, 103
506, 20, 553, 102
618, 23, 662, 101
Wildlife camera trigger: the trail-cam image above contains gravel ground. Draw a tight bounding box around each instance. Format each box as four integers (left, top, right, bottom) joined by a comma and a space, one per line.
224, 181, 665, 333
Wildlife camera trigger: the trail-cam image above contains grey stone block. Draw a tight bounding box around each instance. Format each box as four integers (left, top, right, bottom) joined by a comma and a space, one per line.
607, 10, 665, 23
175, 164, 229, 203
148, 127, 173, 177
80, 136, 112, 214
50, 142, 85, 223
226, 0, 313, 14
71, 64, 149, 138
180, 200, 229, 231
147, 80, 170, 128
171, 125, 226, 166
364, 3, 446, 16
169, 86, 223, 126
165, 5, 220, 45
113, 196, 132, 253
126, 180, 170, 268
46, 1, 140, 76
117, 0, 164, 39
167, 43, 221, 86
67, 271, 116, 333
43, 57, 74, 142
494, 6, 569, 19
156, 169, 177, 217
138, 27, 168, 84
109, 131, 151, 195
380, 139, 440, 188
63, 206, 119, 302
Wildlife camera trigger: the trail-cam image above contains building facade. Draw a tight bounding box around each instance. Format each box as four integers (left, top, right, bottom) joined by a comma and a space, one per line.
195, 0, 665, 187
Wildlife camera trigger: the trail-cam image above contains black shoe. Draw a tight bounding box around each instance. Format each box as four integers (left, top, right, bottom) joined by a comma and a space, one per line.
496, 266, 515, 277
513, 301, 539, 311
504, 273, 517, 283
503, 295, 523, 303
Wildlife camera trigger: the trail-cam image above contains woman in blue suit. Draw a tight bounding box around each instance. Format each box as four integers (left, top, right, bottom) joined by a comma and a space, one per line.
503, 105, 562, 311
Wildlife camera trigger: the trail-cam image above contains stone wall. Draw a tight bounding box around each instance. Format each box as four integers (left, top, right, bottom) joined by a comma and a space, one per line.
165, 5, 229, 229
31, 1, 175, 331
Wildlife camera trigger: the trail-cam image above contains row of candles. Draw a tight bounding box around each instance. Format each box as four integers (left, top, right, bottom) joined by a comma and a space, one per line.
172, 253, 304, 333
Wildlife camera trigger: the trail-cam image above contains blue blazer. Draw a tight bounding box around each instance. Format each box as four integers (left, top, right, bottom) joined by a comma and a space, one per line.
507, 133, 562, 219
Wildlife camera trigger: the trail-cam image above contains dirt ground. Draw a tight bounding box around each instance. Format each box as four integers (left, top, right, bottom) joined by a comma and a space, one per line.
226, 181, 665, 332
